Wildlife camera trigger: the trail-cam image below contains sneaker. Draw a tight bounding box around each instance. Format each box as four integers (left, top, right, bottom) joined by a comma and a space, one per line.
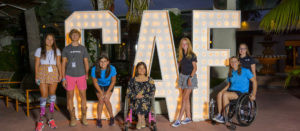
36, 121, 44, 131
109, 117, 114, 126
48, 119, 57, 129
96, 119, 102, 128
212, 114, 221, 121
172, 120, 181, 127
213, 115, 225, 123
181, 118, 192, 124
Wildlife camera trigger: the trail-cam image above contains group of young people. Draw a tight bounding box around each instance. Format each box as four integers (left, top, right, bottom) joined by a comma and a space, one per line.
34, 28, 257, 131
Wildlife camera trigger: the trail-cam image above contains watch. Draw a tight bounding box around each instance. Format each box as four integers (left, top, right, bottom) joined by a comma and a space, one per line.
188, 75, 193, 79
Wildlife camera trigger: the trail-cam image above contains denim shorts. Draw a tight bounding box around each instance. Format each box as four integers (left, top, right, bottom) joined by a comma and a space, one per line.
94, 86, 114, 93
178, 73, 198, 89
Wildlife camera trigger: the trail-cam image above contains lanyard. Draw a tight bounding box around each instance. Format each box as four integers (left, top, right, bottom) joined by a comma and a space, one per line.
47, 50, 53, 65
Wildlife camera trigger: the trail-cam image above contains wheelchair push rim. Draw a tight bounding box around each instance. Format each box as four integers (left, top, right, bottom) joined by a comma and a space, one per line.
236, 95, 257, 126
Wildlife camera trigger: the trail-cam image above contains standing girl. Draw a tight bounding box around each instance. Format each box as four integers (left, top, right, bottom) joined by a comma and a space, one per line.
91, 56, 117, 128
35, 34, 62, 131
172, 37, 198, 127
238, 43, 256, 77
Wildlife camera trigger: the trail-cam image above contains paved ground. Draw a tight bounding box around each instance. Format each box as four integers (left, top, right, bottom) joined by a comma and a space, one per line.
1, 87, 300, 131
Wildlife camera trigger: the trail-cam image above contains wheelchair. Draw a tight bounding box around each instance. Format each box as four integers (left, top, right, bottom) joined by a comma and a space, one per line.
209, 92, 257, 130
124, 95, 157, 131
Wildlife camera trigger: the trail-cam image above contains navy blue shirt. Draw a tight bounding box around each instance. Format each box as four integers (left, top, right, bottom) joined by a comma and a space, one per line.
239, 55, 255, 70
179, 53, 197, 75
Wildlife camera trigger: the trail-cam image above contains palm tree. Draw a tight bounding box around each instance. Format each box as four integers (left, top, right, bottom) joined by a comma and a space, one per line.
259, 0, 300, 33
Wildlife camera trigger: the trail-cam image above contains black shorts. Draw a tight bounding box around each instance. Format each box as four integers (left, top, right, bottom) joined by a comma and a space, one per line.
95, 86, 114, 93
227, 90, 243, 97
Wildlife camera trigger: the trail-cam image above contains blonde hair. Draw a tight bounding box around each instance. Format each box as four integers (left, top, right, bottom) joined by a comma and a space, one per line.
238, 43, 251, 57
178, 37, 194, 62
69, 29, 81, 41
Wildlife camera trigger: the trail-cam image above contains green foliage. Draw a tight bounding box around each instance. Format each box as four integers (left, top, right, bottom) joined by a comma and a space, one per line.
260, 0, 300, 33
284, 69, 300, 88
126, 0, 150, 23
169, 12, 184, 41
85, 32, 98, 64
35, 0, 69, 25
0, 42, 21, 71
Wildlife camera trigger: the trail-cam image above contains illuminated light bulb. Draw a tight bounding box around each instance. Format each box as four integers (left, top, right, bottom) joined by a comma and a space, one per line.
144, 21, 149, 26
114, 37, 118, 42
215, 60, 219, 64
202, 75, 206, 79
163, 21, 168, 26
147, 44, 152, 48
164, 29, 169, 33
113, 29, 118, 34
151, 29, 155, 33
98, 14, 103, 19
84, 14, 88, 19
217, 21, 221, 26
195, 21, 199, 25
98, 22, 103, 26
202, 52, 206, 56
208, 53, 213, 56
195, 105, 199, 109
202, 29, 206, 33
70, 22, 74, 27
147, 52, 151, 57
91, 22, 95, 27
156, 29, 161, 33
232, 14, 237, 19
106, 22, 111, 26
153, 14, 159, 19
106, 37, 111, 41
170, 105, 175, 109
148, 37, 153, 41
202, 21, 206, 26
194, 13, 199, 18
209, 13, 214, 18
84, 22, 88, 27
194, 29, 199, 33
106, 30, 111, 34
202, 97, 206, 101
140, 45, 145, 49
224, 21, 229, 26
202, 45, 206, 49
76, 22, 81, 27
195, 44, 199, 49
165, 37, 170, 41
146, 59, 150, 64
215, 52, 219, 56
160, 44, 164, 49
208, 60, 213, 64
201, 14, 206, 18
232, 21, 237, 26
201, 59, 206, 64
143, 29, 147, 34
91, 14, 95, 19
202, 89, 206, 94
141, 37, 146, 42
217, 14, 221, 18
195, 37, 199, 41
145, 14, 150, 18
202, 67, 207, 71
105, 13, 110, 19
209, 21, 214, 26
222, 52, 227, 57
194, 90, 199, 94
224, 14, 229, 19
161, 52, 165, 56
76, 14, 81, 19
171, 68, 175, 72
167, 45, 171, 49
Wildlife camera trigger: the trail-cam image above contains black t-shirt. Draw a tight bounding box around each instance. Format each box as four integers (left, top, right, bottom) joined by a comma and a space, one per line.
239, 55, 255, 70
179, 53, 197, 75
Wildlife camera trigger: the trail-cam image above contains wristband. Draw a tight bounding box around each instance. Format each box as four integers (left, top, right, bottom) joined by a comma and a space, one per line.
62, 78, 66, 82
188, 75, 193, 79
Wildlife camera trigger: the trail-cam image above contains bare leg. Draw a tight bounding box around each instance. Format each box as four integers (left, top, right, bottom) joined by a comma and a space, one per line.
39, 83, 48, 121
78, 90, 87, 109
96, 93, 104, 120
66, 90, 74, 112
103, 92, 113, 117
184, 89, 192, 119
177, 89, 187, 120
217, 91, 224, 114
222, 92, 238, 114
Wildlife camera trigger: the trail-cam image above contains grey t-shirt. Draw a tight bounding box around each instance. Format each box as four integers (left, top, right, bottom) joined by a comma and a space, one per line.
62, 44, 89, 77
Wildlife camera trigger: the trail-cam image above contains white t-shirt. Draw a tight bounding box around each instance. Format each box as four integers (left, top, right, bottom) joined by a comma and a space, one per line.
34, 48, 61, 65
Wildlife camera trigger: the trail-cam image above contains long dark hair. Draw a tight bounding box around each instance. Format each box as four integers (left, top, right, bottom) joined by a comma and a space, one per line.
40, 34, 58, 59
95, 55, 111, 78
135, 62, 147, 77
228, 56, 242, 77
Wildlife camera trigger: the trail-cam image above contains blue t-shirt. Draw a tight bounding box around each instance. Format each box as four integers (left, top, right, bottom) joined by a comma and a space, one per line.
227, 68, 254, 93
91, 65, 117, 87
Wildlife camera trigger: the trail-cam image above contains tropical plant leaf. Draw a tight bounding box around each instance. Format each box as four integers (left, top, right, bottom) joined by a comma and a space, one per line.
284, 69, 300, 88
260, 0, 300, 33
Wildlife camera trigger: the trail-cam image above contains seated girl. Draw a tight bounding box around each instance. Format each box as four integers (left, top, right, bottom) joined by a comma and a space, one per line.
127, 62, 156, 129
213, 56, 257, 123
91, 55, 117, 128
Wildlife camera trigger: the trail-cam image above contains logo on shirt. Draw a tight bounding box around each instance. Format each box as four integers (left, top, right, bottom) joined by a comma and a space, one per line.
70, 51, 81, 53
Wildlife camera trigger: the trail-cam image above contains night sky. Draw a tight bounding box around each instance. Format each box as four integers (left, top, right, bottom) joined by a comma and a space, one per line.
67, 0, 213, 16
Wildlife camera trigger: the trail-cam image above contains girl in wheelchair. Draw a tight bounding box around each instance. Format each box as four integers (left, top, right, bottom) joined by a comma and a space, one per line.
126, 62, 156, 129
213, 56, 257, 123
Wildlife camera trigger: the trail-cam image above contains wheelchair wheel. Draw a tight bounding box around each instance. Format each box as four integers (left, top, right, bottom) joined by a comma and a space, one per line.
209, 98, 216, 120
236, 95, 257, 126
